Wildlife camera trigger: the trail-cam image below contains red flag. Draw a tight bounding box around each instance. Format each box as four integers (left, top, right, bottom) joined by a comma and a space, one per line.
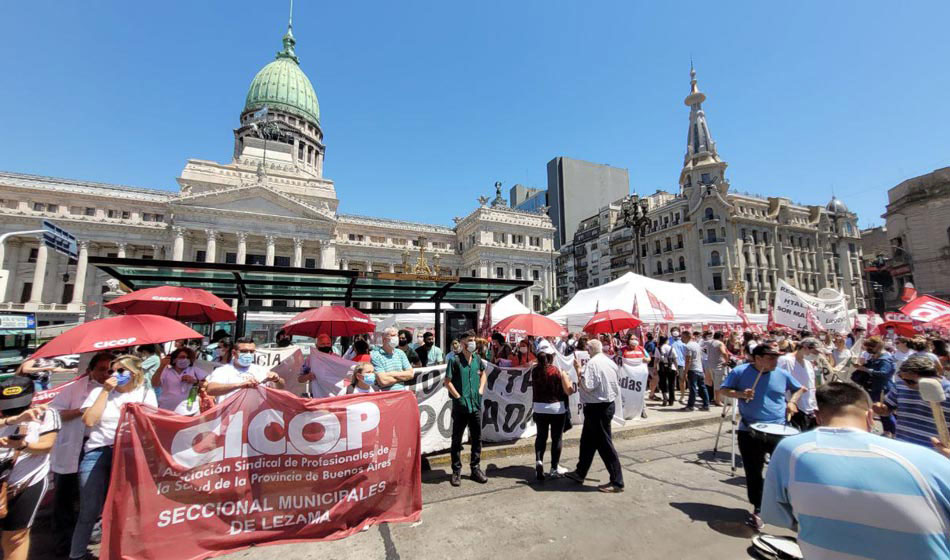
766, 305, 777, 331
901, 295, 950, 325
806, 308, 825, 333
736, 299, 752, 328
900, 282, 918, 303
101, 388, 422, 560
645, 289, 674, 321
866, 309, 882, 335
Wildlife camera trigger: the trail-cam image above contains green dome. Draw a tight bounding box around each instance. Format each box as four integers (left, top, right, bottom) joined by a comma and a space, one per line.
244, 27, 320, 125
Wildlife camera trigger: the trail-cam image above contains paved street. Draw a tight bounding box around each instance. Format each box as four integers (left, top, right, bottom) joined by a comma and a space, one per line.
212, 422, 790, 560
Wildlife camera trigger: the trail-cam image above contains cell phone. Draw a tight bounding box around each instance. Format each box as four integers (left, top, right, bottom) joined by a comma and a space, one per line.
8, 434, 25, 442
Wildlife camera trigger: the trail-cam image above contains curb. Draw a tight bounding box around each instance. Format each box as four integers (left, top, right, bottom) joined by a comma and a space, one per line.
426, 413, 723, 467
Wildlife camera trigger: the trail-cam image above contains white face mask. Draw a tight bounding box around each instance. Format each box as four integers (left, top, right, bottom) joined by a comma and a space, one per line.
466, 341, 477, 353
388, 336, 399, 347
175, 358, 191, 370
804, 353, 818, 362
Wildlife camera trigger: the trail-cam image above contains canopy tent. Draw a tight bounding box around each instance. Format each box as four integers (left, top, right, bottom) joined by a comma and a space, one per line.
374, 301, 457, 332
490, 294, 531, 324
717, 299, 767, 326
548, 272, 742, 331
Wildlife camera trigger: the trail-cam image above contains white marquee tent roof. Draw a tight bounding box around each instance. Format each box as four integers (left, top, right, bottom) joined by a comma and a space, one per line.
489, 294, 531, 324
548, 272, 742, 330
373, 301, 456, 332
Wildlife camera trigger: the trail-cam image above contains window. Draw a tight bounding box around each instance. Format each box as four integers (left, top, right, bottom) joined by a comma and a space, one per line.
712, 273, 723, 291
678, 256, 685, 270
393, 238, 406, 246
706, 229, 716, 242
305, 258, 316, 269
676, 234, 683, 249
121, 211, 130, 219
496, 267, 504, 278
512, 234, 524, 245
28, 248, 38, 263
469, 234, 476, 246
107, 209, 117, 218
225, 252, 237, 264
85, 207, 95, 216
411, 238, 420, 247
704, 207, 714, 220
32, 202, 44, 211
247, 254, 265, 265
142, 213, 152, 222
19, 283, 32, 303
532, 269, 540, 281
471, 269, 477, 277
274, 256, 291, 267
701, 173, 711, 184
195, 250, 207, 263
47, 203, 59, 212
752, 231, 758, 244
654, 241, 661, 255
370, 236, 386, 244
530, 236, 541, 247
141, 254, 153, 260
297, 142, 304, 161
666, 258, 673, 272
710, 251, 721, 266
348, 234, 364, 242
665, 237, 672, 251
272, 300, 288, 309
533, 295, 541, 311
154, 214, 164, 222
512, 268, 522, 279
656, 262, 663, 274
493, 232, 508, 244
61, 284, 74, 305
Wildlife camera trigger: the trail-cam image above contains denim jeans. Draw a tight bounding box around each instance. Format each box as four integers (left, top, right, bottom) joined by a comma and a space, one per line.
33, 376, 50, 392
69, 446, 113, 560
686, 371, 709, 409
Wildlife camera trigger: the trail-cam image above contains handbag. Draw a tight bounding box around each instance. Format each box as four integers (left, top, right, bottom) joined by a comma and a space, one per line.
0, 449, 22, 519
562, 395, 573, 432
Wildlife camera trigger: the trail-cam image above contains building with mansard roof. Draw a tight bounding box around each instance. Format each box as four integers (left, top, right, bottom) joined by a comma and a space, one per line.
557, 67, 866, 312
0, 17, 555, 327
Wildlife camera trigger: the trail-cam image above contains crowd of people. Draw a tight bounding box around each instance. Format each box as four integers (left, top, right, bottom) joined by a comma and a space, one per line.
0, 320, 946, 558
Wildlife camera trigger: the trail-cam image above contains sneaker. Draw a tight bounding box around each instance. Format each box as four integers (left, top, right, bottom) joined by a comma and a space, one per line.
564, 470, 585, 483
89, 520, 103, 544
547, 468, 562, 478
699, 406, 710, 411
597, 483, 624, 493
640, 409, 648, 418
450, 472, 461, 487
745, 512, 764, 531
535, 463, 545, 481
681, 406, 695, 411
471, 467, 488, 484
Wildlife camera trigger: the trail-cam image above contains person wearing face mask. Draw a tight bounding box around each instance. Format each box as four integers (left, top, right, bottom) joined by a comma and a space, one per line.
275, 329, 293, 348
210, 338, 233, 367
720, 343, 806, 530
510, 339, 537, 367
445, 330, 487, 486
151, 347, 208, 411
777, 337, 822, 431
415, 332, 444, 367
371, 328, 415, 391
205, 337, 284, 403
314, 334, 339, 356
396, 329, 415, 357
346, 363, 377, 394
761, 381, 950, 559
71, 355, 157, 560
851, 336, 896, 436
47, 351, 113, 558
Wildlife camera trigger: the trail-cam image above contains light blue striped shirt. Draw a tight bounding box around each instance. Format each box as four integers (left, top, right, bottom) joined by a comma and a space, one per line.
762, 427, 950, 559
884, 377, 950, 447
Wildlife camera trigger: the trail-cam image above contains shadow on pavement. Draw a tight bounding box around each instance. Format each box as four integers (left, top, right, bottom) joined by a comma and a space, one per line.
484, 464, 599, 493
669, 502, 757, 539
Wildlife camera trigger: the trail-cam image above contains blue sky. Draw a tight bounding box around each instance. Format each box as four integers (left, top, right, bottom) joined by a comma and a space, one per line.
1, 1, 948, 228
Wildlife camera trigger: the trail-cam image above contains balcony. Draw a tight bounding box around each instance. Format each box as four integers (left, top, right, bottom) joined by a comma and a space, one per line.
702, 215, 721, 223
0, 302, 85, 314
703, 237, 726, 245
707, 260, 725, 268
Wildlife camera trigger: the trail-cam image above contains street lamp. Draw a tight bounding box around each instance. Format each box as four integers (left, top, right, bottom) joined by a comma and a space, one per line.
620, 194, 651, 275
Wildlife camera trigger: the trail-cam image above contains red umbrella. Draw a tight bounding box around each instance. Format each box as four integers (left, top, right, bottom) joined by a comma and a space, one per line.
583, 309, 642, 335
281, 306, 375, 338
29, 315, 203, 360
105, 286, 236, 323
493, 314, 567, 337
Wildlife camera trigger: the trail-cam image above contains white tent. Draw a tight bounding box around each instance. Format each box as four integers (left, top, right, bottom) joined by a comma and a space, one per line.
489, 294, 531, 324
374, 301, 456, 332
717, 298, 767, 326
548, 272, 742, 331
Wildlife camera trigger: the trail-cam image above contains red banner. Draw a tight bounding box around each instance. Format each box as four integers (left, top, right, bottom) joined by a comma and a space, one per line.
33, 374, 85, 406
645, 289, 674, 321
901, 295, 950, 327
101, 388, 422, 560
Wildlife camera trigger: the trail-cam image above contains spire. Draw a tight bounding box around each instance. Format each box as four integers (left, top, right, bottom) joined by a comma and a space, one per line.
683, 65, 716, 162
277, 0, 299, 63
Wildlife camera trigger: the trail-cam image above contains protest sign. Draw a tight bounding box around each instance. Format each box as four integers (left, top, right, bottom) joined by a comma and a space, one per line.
555, 353, 625, 427
101, 388, 421, 560
618, 359, 648, 420
481, 363, 537, 442
901, 295, 950, 328
407, 365, 455, 454
772, 280, 850, 333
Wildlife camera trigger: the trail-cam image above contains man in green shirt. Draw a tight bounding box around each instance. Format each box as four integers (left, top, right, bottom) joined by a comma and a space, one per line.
445, 329, 488, 486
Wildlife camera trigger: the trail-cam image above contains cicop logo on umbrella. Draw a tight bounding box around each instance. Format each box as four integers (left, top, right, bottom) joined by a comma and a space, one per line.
93, 337, 137, 349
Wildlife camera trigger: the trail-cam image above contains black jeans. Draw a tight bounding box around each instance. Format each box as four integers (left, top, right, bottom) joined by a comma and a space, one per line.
450, 403, 482, 474
575, 402, 624, 488
737, 430, 778, 511
533, 412, 565, 470
52, 472, 80, 555
658, 365, 677, 404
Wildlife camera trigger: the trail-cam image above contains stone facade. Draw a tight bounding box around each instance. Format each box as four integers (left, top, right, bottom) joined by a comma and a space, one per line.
0, 21, 555, 326
882, 167, 950, 300
556, 68, 866, 312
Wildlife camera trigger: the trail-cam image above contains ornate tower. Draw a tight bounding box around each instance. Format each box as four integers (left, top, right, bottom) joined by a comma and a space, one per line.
679, 65, 728, 198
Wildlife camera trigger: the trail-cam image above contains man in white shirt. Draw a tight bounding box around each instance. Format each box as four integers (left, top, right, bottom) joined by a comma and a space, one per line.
565, 339, 624, 493
47, 351, 113, 557
206, 337, 284, 403
777, 337, 820, 431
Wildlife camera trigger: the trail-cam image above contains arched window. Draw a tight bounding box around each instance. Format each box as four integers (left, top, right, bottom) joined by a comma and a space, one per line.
704, 207, 714, 221
678, 256, 686, 270
656, 261, 663, 274
710, 251, 721, 266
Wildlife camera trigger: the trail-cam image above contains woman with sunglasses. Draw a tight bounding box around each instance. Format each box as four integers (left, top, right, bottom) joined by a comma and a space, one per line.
69, 355, 156, 560
151, 347, 208, 411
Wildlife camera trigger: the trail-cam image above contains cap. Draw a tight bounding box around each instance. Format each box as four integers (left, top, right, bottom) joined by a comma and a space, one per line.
538, 340, 556, 355
799, 337, 823, 351
0, 376, 34, 411
751, 343, 780, 357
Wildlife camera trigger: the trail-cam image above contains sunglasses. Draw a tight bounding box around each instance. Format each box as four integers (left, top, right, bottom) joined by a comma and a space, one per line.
108, 368, 129, 375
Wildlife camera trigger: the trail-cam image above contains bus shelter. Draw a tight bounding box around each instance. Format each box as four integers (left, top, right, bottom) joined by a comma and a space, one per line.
88, 257, 532, 345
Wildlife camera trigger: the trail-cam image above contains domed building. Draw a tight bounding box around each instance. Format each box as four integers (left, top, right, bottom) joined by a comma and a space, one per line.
0, 13, 557, 328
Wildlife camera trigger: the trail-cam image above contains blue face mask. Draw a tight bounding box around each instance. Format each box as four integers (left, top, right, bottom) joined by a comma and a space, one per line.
114, 370, 132, 386
362, 373, 376, 386
237, 353, 255, 368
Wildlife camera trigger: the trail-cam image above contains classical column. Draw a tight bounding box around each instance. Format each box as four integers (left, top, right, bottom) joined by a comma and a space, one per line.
0, 241, 20, 302
70, 241, 89, 305
116, 242, 127, 258
341, 258, 349, 271
292, 238, 304, 267
151, 244, 163, 260
265, 235, 276, 266
319, 240, 336, 269
29, 244, 48, 303
236, 232, 248, 264
172, 227, 186, 261
205, 230, 218, 263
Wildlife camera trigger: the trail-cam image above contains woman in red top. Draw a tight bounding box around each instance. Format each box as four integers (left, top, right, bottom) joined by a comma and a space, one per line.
621, 333, 651, 365
509, 339, 537, 367
530, 346, 574, 481
352, 339, 372, 363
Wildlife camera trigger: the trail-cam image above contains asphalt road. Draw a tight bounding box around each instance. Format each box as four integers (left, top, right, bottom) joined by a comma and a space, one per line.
211, 423, 790, 560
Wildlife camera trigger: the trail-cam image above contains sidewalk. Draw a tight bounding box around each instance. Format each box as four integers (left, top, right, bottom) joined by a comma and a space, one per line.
427, 398, 727, 466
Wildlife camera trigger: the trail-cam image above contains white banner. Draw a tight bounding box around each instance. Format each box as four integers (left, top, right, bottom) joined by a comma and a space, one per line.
773, 280, 850, 333
555, 353, 625, 427
482, 363, 537, 442
619, 359, 648, 420
406, 365, 456, 454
